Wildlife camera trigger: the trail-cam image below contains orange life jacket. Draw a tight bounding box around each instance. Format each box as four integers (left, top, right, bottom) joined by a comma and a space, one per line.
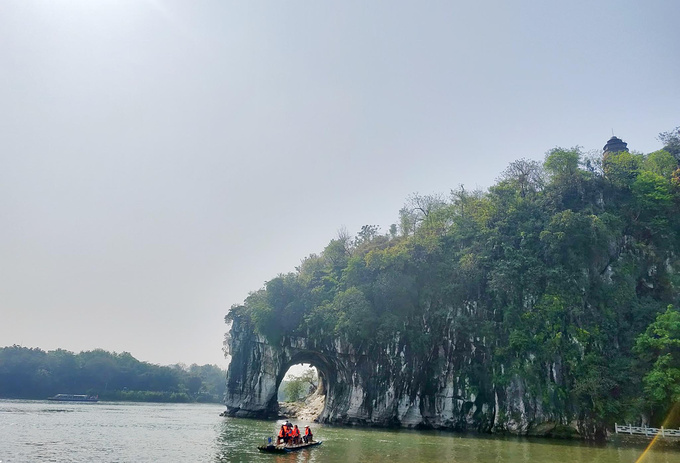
293, 427, 300, 437
278, 429, 285, 438
304, 428, 311, 436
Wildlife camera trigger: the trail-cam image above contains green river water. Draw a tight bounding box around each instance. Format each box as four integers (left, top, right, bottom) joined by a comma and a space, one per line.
0, 399, 676, 462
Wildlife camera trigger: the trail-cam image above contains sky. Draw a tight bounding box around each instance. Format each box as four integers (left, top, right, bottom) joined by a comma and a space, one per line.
1, 0, 678, 367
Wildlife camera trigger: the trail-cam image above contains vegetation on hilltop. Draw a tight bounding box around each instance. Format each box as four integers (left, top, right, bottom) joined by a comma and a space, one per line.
0, 346, 226, 403
227, 127, 680, 428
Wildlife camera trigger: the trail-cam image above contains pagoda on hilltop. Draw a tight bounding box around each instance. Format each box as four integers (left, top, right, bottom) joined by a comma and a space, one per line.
603, 135, 628, 155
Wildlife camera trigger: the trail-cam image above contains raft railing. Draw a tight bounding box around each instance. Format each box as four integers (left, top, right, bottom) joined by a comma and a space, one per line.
615, 423, 680, 438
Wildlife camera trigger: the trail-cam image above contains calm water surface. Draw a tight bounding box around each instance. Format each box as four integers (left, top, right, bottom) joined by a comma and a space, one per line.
0, 399, 676, 462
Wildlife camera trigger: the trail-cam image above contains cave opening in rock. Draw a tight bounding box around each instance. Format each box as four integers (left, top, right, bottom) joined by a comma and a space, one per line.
275, 352, 333, 421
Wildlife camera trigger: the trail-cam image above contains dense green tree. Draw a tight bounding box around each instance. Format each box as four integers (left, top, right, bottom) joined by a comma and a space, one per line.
634, 307, 680, 425
544, 147, 581, 179
284, 378, 305, 402
644, 150, 678, 178
603, 151, 642, 187
631, 171, 673, 231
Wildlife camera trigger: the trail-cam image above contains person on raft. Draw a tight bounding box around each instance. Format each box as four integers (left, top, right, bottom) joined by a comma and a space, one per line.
276, 425, 287, 445
276, 421, 313, 447
303, 425, 313, 443
292, 425, 301, 444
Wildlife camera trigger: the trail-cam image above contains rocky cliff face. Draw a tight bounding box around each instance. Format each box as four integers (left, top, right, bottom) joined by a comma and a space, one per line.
224, 314, 583, 437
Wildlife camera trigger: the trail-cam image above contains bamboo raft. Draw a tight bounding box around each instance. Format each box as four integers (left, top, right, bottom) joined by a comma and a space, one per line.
257, 440, 322, 453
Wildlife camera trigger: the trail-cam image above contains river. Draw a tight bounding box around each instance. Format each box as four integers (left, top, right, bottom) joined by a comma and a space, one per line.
0, 399, 675, 462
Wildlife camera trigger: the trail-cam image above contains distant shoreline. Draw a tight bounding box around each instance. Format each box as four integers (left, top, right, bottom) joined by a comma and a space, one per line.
0, 346, 227, 405
1, 394, 223, 404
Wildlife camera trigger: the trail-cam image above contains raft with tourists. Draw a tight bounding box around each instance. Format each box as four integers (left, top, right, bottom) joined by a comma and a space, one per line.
257, 440, 322, 453
257, 421, 321, 453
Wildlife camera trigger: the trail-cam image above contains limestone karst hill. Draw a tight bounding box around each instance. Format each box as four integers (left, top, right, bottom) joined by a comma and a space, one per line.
224, 132, 680, 439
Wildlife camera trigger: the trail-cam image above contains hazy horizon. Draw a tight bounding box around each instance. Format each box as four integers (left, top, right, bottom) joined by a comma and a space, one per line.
1, 1, 678, 366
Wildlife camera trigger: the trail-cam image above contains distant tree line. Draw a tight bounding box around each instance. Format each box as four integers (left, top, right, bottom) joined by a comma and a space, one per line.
228, 127, 680, 431
0, 346, 226, 403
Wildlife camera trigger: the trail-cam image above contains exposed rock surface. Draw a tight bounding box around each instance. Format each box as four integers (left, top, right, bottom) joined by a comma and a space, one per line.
278, 390, 326, 421
224, 315, 585, 437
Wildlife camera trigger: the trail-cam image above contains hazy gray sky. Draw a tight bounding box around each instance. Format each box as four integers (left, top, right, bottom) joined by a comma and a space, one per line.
1, 0, 678, 366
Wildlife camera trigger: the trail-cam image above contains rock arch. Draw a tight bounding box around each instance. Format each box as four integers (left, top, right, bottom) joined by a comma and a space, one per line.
223, 314, 577, 435
277, 351, 330, 404
223, 317, 352, 420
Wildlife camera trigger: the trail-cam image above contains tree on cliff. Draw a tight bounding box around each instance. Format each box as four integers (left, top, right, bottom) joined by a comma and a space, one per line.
658, 126, 680, 159
635, 307, 680, 426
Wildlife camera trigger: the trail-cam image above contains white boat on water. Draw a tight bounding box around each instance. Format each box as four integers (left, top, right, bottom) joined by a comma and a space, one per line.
47, 394, 98, 402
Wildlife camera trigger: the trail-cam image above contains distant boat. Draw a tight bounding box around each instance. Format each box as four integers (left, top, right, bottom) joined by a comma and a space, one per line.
47, 394, 98, 402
